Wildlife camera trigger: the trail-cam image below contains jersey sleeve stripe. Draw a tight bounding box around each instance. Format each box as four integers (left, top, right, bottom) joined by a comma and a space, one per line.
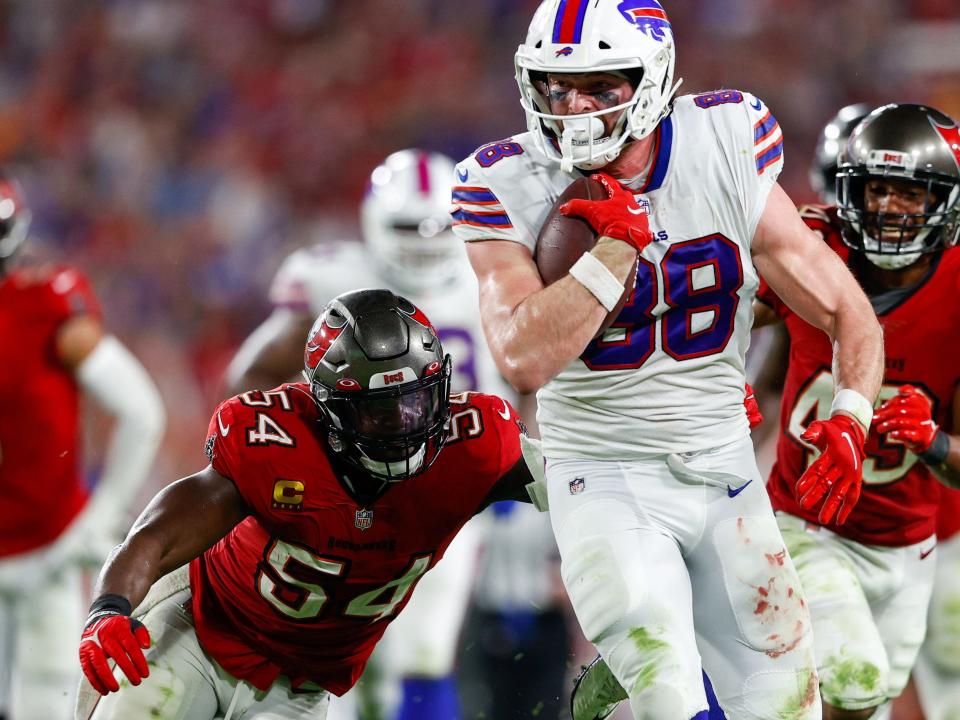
452, 188, 500, 204
756, 140, 784, 175
452, 209, 514, 228
753, 111, 779, 145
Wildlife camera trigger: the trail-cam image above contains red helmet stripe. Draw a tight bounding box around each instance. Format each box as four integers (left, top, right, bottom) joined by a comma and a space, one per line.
932, 119, 960, 173
416, 152, 431, 196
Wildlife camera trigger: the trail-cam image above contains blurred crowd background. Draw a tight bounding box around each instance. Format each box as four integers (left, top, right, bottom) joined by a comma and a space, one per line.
2, 0, 959, 483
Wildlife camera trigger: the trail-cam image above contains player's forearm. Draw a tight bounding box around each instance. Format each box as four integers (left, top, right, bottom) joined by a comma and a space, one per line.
92, 526, 171, 611
829, 302, 884, 406
493, 239, 635, 393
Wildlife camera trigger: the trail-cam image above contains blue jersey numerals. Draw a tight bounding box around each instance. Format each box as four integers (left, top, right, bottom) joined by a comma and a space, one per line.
582, 234, 744, 370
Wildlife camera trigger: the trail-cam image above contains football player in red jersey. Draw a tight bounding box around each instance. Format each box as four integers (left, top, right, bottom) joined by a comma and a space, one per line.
753, 104, 960, 720
0, 174, 165, 719
76, 289, 537, 720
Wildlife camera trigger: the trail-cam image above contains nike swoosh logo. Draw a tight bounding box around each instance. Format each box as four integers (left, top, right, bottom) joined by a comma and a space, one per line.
727, 479, 753, 498
750, 98, 762, 111
217, 412, 230, 437
920, 545, 936, 560
457, 168, 469, 182
497, 399, 510, 420
627, 205, 646, 215
841, 432, 859, 471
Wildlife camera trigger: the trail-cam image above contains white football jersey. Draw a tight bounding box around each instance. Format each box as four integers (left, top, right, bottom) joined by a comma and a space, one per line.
269, 241, 511, 398
453, 91, 784, 458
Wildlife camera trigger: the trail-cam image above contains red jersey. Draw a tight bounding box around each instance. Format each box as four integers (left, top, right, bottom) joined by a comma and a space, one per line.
190, 385, 523, 695
759, 205, 960, 546
938, 487, 960, 541
0, 266, 101, 557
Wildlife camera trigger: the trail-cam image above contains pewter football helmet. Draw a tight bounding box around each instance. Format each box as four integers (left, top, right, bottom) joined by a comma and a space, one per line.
837, 104, 960, 269
304, 289, 452, 481
810, 103, 872, 204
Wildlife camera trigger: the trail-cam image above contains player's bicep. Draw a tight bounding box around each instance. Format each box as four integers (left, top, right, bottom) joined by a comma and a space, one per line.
226, 308, 313, 394
129, 465, 249, 576
751, 183, 849, 336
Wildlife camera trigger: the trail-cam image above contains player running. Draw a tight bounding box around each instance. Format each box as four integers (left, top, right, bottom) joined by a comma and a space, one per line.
76, 289, 535, 720
755, 103, 960, 719
454, 1, 884, 717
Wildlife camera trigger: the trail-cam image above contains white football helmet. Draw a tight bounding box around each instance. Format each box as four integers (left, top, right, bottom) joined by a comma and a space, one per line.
515, 0, 681, 172
0, 174, 31, 260
361, 150, 464, 292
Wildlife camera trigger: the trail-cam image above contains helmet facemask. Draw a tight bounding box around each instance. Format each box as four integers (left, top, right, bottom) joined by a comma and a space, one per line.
304, 289, 453, 483
838, 169, 960, 270
313, 357, 452, 482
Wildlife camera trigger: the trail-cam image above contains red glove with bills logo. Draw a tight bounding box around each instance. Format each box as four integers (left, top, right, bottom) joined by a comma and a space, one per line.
79, 595, 151, 695
873, 385, 938, 453
795, 414, 866, 525
559, 172, 655, 253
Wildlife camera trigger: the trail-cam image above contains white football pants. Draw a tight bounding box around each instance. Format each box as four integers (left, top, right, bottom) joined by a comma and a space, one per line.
777, 513, 936, 713
913, 531, 960, 719
0, 550, 86, 720
546, 435, 821, 720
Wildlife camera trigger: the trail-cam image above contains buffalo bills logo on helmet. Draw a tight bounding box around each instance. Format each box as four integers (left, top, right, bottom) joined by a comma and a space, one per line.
555, 46, 574, 57
617, 0, 671, 42
931, 118, 960, 173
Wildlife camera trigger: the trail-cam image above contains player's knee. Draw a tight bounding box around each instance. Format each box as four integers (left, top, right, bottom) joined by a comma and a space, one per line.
560, 536, 630, 644
734, 665, 820, 720
818, 653, 888, 716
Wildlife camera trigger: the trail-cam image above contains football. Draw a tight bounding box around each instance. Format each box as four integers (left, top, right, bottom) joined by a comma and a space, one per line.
535, 176, 636, 338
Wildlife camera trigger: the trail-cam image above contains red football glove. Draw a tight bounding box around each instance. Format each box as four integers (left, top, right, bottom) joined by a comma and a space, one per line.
559, 172, 654, 253
873, 385, 938, 453
795, 414, 866, 525
744, 383, 763, 429
79, 597, 151, 695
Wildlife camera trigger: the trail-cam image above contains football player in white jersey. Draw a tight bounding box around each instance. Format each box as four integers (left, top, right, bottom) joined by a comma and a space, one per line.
453, 2, 884, 719
227, 149, 514, 720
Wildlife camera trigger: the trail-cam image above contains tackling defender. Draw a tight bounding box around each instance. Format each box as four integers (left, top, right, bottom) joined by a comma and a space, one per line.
454, 1, 884, 718
226, 149, 532, 720
76, 290, 535, 720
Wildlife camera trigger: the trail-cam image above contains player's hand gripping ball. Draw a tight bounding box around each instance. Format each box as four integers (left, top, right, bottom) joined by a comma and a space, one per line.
560, 172, 655, 252
535, 173, 650, 337
795, 414, 866, 525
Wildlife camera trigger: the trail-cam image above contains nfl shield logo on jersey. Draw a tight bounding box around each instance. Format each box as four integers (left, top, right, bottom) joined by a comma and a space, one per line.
569, 477, 585, 495
355, 508, 374, 530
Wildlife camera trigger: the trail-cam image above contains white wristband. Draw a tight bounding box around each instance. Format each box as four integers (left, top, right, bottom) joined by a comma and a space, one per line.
569, 251, 624, 312
831, 389, 874, 433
